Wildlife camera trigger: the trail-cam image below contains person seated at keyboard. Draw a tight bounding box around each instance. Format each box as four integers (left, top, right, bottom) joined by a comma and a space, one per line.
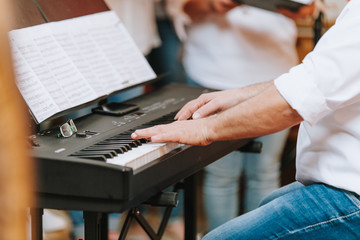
166, 0, 300, 233
131, 0, 360, 239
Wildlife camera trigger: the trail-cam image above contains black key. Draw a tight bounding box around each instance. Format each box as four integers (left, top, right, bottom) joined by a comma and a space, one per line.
72, 151, 116, 158
95, 142, 132, 151
109, 135, 133, 140
71, 155, 107, 162
85, 146, 124, 154
139, 138, 148, 143
102, 140, 141, 147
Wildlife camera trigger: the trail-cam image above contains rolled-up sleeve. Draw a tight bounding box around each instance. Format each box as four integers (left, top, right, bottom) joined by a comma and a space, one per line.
274, 0, 360, 125
275, 64, 330, 125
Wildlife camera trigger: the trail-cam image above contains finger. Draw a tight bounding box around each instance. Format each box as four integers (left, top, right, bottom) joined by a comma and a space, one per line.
132, 124, 182, 143
175, 95, 212, 120
192, 98, 221, 119
151, 131, 180, 143
149, 122, 209, 145
131, 126, 160, 140
174, 101, 196, 120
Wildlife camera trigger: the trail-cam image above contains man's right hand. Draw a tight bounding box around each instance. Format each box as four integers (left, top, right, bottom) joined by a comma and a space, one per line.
175, 89, 245, 121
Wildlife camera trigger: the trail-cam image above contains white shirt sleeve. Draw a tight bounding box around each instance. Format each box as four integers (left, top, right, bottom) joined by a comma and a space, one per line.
275, 0, 360, 125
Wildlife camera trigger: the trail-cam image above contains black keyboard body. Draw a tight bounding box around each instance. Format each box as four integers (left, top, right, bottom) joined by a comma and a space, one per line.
31, 83, 249, 212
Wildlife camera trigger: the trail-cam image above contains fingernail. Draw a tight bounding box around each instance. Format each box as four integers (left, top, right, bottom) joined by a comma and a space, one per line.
131, 133, 137, 138
193, 112, 200, 119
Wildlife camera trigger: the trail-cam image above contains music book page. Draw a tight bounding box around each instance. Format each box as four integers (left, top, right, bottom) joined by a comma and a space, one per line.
9, 11, 156, 123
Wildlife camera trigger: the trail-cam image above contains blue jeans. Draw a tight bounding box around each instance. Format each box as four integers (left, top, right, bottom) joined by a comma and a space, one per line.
202, 182, 360, 239
203, 130, 288, 230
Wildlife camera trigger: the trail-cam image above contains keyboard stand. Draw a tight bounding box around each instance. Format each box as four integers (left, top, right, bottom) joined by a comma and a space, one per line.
84, 211, 108, 240
119, 206, 172, 240
184, 174, 197, 240
29, 140, 261, 240
119, 187, 179, 240
29, 174, 198, 240
29, 140, 262, 240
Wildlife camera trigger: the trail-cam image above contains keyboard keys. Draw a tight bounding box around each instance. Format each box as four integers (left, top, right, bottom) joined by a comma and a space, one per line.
70, 111, 180, 169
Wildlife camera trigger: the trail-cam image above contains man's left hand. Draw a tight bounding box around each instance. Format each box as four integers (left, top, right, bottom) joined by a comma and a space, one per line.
131, 118, 214, 146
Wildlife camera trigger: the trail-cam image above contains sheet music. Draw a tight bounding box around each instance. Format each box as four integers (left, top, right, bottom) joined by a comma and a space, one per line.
10, 45, 59, 123
49, 21, 108, 96
88, 12, 156, 86
9, 11, 156, 123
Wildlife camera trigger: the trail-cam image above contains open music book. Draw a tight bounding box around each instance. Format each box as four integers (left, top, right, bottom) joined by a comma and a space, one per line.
9, 11, 156, 124
233, 0, 313, 12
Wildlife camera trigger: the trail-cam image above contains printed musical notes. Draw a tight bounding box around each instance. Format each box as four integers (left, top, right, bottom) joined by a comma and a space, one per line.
9, 11, 156, 123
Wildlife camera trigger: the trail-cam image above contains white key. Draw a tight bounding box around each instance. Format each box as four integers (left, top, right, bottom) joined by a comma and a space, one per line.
106, 142, 181, 170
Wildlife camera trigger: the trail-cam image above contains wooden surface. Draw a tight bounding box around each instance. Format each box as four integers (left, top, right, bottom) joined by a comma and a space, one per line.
10, 0, 110, 30
11, 0, 45, 29
35, 0, 109, 21
0, 1, 34, 239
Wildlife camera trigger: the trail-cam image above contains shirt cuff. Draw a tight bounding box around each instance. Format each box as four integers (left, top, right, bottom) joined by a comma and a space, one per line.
274, 64, 331, 125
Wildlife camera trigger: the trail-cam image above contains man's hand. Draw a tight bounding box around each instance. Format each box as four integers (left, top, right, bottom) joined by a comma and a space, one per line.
131, 118, 214, 146
174, 89, 245, 121
131, 81, 302, 146
175, 81, 272, 120
131, 87, 251, 145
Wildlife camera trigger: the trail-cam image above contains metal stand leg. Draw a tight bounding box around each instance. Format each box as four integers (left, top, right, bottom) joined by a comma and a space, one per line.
118, 208, 135, 240
119, 207, 172, 240
184, 174, 197, 240
84, 211, 108, 240
119, 191, 179, 240
30, 208, 43, 240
